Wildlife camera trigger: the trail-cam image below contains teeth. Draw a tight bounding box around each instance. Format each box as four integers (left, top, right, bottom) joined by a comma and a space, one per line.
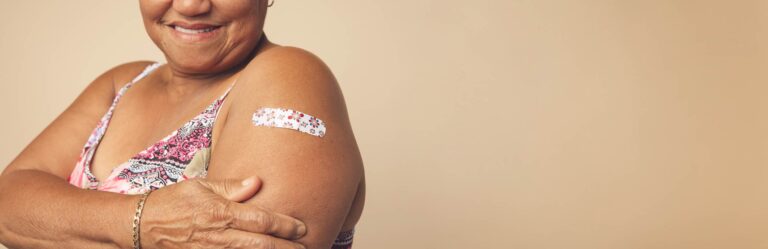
174, 26, 216, 34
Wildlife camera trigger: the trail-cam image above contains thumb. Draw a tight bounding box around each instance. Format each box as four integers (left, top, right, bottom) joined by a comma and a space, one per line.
200, 176, 262, 202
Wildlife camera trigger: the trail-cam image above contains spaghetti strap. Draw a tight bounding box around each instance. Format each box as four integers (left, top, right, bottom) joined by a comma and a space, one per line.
212, 80, 237, 121
131, 62, 162, 83
116, 62, 162, 96
103, 62, 162, 130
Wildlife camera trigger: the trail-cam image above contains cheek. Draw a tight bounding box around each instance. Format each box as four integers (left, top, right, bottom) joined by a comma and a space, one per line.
217, 1, 266, 43
218, 0, 265, 23
139, 0, 171, 21
139, 0, 172, 49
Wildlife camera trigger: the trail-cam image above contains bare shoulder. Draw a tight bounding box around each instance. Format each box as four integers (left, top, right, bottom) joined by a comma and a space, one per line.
52, 60, 157, 136
104, 60, 158, 91
66, 60, 157, 117
1, 61, 156, 177
229, 46, 347, 125
245, 46, 335, 84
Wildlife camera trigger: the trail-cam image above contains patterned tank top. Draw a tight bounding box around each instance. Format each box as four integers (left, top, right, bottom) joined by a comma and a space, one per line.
68, 63, 354, 249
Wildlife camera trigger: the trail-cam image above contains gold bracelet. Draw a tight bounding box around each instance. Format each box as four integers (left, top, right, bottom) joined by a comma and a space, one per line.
132, 190, 152, 249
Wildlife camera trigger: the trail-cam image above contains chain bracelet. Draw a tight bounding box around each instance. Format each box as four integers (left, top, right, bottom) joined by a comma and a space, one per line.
132, 190, 152, 249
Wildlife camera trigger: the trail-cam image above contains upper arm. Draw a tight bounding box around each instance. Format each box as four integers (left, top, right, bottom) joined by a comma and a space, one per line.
206, 47, 364, 248
1, 61, 155, 179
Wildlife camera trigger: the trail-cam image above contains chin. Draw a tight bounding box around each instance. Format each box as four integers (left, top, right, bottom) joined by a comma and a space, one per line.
161, 42, 258, 76
168, 56, 223, 74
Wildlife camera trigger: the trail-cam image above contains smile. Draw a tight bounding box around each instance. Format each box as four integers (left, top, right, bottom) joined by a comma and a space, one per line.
166, 22, 223, 42
173, 25, 219, 34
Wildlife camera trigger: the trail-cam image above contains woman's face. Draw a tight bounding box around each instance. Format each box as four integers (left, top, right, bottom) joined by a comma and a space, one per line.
139, 0, 268, 76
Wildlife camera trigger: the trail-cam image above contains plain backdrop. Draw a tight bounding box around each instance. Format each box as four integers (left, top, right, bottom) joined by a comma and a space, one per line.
2, 1, 768, 248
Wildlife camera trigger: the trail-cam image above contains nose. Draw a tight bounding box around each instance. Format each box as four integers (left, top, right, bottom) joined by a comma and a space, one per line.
172, 0, 212, 17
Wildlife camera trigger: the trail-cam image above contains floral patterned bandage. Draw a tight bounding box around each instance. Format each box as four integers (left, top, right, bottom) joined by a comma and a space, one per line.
252, 107, 327, 137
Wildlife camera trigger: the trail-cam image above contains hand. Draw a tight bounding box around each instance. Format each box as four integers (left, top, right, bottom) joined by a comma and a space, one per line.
138, 176, 307, 249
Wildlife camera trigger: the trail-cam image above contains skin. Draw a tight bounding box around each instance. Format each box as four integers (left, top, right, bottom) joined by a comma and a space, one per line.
0, 0, 365, 248
0, 62, 306, 249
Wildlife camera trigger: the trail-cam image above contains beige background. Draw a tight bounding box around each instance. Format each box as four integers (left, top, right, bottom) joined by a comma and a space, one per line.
2, 1, 768, 248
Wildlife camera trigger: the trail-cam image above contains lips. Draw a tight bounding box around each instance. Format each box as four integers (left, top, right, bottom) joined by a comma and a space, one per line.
166, 22, 223, 41
169, 22, 221, 34
174, 25, 218, 34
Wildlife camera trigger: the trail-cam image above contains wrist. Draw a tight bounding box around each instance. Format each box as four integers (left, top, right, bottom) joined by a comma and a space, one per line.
132, 191, 152, 249
106, 193, 144, 249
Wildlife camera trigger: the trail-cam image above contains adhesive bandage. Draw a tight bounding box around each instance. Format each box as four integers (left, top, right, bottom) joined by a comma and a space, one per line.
251, 107, 326, 137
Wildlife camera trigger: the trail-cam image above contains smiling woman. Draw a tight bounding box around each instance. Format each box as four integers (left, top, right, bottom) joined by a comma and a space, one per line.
0, 1, 364, 249
140, 0, 268, 74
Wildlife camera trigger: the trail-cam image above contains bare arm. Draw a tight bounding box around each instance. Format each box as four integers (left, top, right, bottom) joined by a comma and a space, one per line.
0, 61, 309, 249
206, 47, 365, 249
0, 62, 154, 248
0, 170, 139, 248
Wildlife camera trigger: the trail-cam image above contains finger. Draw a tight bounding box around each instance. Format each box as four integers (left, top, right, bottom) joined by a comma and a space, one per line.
199, 176, 262, 202
228, 203, 308, 240
208, 229, 306, 249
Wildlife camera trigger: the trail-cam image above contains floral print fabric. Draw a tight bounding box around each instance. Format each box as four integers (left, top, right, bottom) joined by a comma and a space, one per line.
331, 230, 354, 249
68, 62, 225, 194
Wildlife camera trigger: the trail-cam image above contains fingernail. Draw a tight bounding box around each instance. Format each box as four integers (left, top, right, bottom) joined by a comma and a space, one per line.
297, 222, 307, 237
241, 178, 254, 186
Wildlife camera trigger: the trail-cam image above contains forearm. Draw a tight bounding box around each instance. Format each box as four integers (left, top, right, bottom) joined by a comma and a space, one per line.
0, 169, 137, 248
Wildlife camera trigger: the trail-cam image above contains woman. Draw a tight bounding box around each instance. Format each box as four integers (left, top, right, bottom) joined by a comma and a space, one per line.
0, 0, 365, 248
